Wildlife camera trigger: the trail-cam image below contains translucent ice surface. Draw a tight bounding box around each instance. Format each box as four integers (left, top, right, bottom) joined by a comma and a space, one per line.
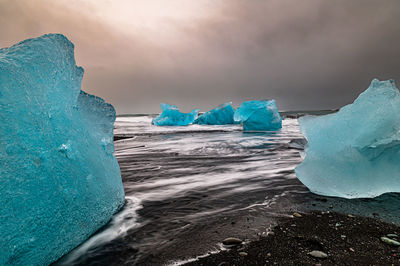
0, 34, 125, 265
152, 103, 199, 126
195, 102, 236, 125
234, 100, 282, 131
295, 79, 400, 199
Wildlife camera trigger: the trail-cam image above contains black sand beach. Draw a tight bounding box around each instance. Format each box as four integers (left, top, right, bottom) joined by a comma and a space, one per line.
185, 211, 400, 266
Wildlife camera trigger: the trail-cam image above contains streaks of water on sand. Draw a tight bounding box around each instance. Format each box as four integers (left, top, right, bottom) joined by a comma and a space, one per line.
63, 116, 307, 265
56, 196, 142, 265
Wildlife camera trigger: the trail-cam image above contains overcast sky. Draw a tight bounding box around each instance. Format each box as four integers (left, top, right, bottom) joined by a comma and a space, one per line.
1, 0, 399, 114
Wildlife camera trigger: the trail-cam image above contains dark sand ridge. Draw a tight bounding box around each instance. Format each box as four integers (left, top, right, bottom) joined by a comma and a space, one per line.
184, 211, 400, 265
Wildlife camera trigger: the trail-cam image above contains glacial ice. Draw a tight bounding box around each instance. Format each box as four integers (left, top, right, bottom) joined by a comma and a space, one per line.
295, 79, 400, 199
234, 100, 282, 131
152, 103, 199, 126
0, 34, 125, 265
195, 102, 236, 125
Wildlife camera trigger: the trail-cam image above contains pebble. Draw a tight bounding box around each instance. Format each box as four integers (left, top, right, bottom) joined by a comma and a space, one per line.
381, 236, 400, 246
239, 252, 248, 256
293, 212, 302, 218
349, 248, 355, 252
308, 250, 328, 259
348, 214, 355, 218
222, 237, 243, 246
267, 252, 271, 257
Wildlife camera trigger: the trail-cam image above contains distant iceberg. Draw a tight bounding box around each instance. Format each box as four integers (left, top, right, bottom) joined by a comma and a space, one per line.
295, 79, 400, 198
234, 100, 282, 131
195, 102, 236, 125
152, 103, 199, 126
0, 34, 125, 265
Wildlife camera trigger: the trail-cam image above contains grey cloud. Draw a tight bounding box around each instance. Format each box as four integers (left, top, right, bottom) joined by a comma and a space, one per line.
1, 0, 400, 113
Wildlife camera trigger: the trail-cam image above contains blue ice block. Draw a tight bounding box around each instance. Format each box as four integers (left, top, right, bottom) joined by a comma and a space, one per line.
0, 34, 125, 265
295, 79, 400, 198
234, 100, 282, 131
152, 103, 199, 126
195, 102, 236, 125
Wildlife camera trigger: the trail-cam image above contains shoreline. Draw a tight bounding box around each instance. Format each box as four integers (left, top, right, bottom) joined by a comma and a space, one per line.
183, 211, 400, 265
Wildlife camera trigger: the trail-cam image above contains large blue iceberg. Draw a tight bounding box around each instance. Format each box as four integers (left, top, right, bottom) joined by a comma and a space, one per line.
0, 34, 125, 265
295, 79, 400, 198
152, 103, 199, 126
234, 100, 282, 131
195, 102, 236, 125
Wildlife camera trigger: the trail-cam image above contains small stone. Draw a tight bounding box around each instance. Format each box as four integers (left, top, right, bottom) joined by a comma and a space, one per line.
293, 212, 302, 218
222, 237, 243, 246
349, 248, 355, 252
267, 252, 271, 257
329, 205, 333, 209
381, 236, 400, 246
308, 250, 328, 259
348, 214, 355, 218
341, 235, 346, 239
267, 231, 275, 236
335, 223, 341, 227
239, 252, 248, 256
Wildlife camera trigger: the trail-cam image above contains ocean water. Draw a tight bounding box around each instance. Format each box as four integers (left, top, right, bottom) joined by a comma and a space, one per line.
56, 114, 400, 266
